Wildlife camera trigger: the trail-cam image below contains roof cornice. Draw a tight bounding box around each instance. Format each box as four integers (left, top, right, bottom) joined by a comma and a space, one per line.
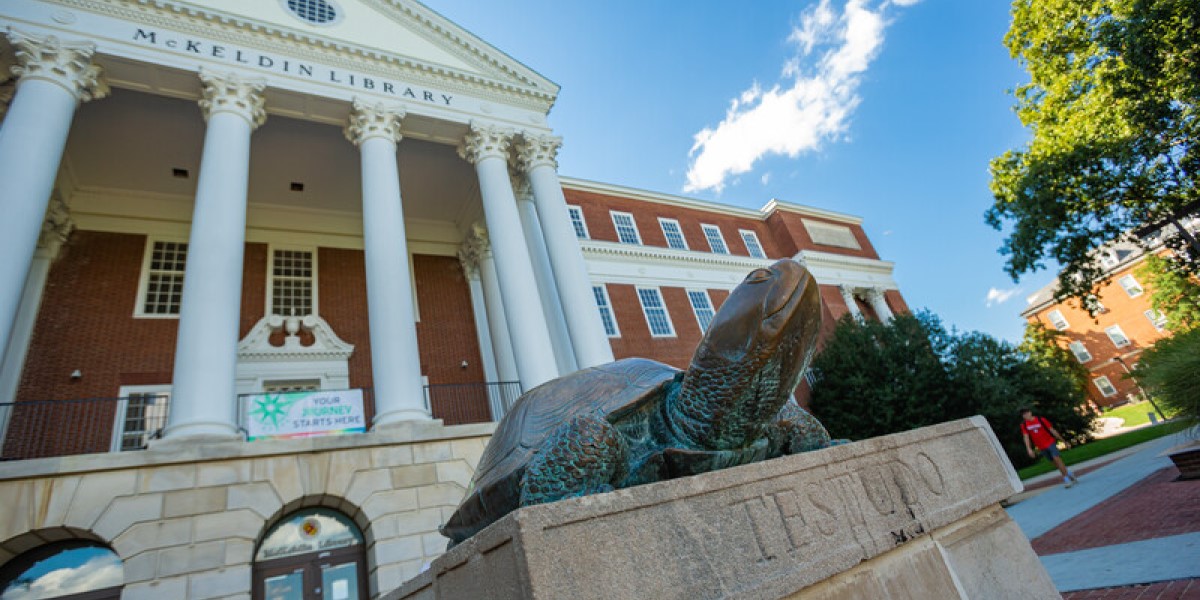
761, 199, 862, 225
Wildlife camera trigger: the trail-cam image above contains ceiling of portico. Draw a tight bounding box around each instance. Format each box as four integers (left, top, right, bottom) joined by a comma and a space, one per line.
63, 86, 484, 228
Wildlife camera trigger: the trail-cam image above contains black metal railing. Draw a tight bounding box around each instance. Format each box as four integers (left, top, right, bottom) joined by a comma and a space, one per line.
0, 394, 171, 460
424, 381, 522, 425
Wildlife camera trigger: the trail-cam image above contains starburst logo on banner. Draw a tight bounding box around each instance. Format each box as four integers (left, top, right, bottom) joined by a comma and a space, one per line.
251, 393, 299, 428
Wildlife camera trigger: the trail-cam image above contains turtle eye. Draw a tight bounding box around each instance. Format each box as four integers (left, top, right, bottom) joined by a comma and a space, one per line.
745, 269, 773, 284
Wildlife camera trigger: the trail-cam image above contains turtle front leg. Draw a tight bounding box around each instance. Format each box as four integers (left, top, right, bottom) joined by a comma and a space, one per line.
766, 399, 839, 458
519, 414, 629, 507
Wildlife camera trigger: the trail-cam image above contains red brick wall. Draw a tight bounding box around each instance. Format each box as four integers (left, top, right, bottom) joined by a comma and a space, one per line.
764, 211, 880, 260
413, 255, 489, 425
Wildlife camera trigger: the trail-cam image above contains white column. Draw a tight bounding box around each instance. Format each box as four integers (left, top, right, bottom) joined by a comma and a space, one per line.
866, 287, 894, 322
838, 285, 864, 322
467, 225, 520, 388
0, 31, 106, 368
458, 124, 558, 390
513, 173, 578, 375
163, 71, 264, 441
517, 134, 615, 368
345, 99, 430, 425
459, 245, 507, 420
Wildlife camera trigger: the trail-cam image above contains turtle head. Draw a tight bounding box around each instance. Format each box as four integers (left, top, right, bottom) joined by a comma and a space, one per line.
669, 259, 821, 450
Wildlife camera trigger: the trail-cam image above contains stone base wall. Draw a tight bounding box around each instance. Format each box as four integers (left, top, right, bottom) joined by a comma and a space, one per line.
0, 420, 495, 599
391, 417, 1056, 600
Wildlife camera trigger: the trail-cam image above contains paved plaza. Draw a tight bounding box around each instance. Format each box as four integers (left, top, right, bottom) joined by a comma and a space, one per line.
1006, 429, 1200, 598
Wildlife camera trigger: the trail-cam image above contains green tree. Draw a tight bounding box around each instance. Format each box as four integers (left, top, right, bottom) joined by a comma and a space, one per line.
810, 313, 1093, 468
1132, 326, 1200, 425
987, 0, 1200, 304
1018, 321, 1091, 393
1136, 253, 1200, 332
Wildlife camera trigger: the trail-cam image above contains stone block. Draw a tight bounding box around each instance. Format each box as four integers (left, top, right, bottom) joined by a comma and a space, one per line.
197, 462, 250, 487
122, 576, 188, 600
391, 464, 437, 489
450, 438, 485, 466
39, 476, 81, 528
360, 487, 417, 521
94, 493, 164, 540
391, 507, 445, 537
225, 539, 254, 566
226, 482, 282, 519
933, 506, 1058, 598
374, 535, 424, 565
435, 461, 473, 489
65, 471, 138, 529
412, 441, 453, 464
141, 465, 198, 493
113, 518, 192, 558
297, 453, 331, 496
416, 483, 466, 509
0, 482, 34, 541
163, 487, 226, 518
388, 418, 1050, 600
123, 551, 158, 583
328, 449, 373, 497
189, 565, 251, 599
158, 541, 226, 577
371, 445, 415, 468
253, 457, 303, 504
345, 468, 393, 507
193, 510, 262, 543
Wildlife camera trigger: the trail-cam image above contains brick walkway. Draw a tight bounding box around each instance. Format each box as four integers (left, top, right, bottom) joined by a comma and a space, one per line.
1032, 467, 1200, 555
1061, 578, 1200, 599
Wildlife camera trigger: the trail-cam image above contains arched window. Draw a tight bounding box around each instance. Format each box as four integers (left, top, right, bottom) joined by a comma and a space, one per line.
253, 508, 367, 600
0, 540, 123, 599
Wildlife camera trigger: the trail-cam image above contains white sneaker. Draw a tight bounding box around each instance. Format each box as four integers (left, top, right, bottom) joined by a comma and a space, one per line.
1064, 477, 1077, 488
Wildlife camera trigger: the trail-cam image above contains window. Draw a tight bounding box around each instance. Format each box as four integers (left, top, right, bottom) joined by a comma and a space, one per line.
1105, 325, 1131, 348
1093, 376, 1118, 397
255, 508, 366, 600
1118, 274, 1144, 297
269, 248, 315, 316
137, 239, 188, 316
1144, 309, 1168, 331
283, 0, 341, 25
592, 285, 619, 337
610, 211, 641, 245
1047, 310, 1069, 330
740, 230, 766, 258
687, 290, 716, 332
658, 218, 688, 250
567, 205, 589, 239
636, 287, 675, 337
0, 541, 124, 599
1068, 341, 1092, 363
1099, 250, 1119, 269
112, 386, 171, 452
701, 224, 728, 254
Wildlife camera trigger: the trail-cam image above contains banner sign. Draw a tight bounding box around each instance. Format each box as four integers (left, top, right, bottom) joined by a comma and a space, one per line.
245, 389, 366, 441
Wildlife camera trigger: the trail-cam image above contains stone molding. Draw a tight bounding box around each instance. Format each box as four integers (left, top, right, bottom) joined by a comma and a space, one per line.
6, 29, 108, 102
38, 190, 73, 257
582, 238, 774, 270
457, 122, 514, 165
515, 133, 562, 172
462, 222, 492, 260
237, 314, 354, 363
197, 69, 267, 128
345, 98, 405, 146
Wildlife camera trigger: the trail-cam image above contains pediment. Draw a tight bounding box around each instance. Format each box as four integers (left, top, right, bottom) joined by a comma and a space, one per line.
64, 0, 559, 110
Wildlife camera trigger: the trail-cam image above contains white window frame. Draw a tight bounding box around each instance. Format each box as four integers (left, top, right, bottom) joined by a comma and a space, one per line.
1144, 309, 1168, 331
111, 385, 172, 452
739, 229, 766, 259
610, 211, 642, 245
1105, 325, 1131, 348
686, 289, 716, 332
266, 246, 319, 317
592, 284, 620, 338
567, 205, 589, 239
658, 218, 689, 250
134, 237, 189, 318
636, 287, 675, 337
1099, 250, 1119, 269
1047, 309, 1069, 331
1117, 274, 1144, 298
701, 224, 729, 254
1093, 376, 1118, 397
1067, 341, 1092, 363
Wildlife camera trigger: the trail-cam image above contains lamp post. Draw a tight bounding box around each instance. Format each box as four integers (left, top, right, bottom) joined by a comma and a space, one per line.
1111, 355, 1165, 420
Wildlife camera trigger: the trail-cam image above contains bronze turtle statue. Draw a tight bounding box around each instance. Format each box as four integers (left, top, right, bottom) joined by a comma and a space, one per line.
441, 259, 835, 546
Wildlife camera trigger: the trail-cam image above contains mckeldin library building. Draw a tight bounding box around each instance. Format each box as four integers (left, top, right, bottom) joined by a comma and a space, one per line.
0, 1, 908, 598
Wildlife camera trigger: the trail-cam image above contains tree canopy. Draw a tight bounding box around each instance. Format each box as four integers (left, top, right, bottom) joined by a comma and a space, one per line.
809, 313, 1093, 468
1136, 253, 1200, 332
987, 0, 1200, 302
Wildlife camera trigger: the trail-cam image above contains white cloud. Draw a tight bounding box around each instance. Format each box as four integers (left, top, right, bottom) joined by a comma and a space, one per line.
761, 172, 772, 185
684, 0, 916, 193
986, 287, 1021, 308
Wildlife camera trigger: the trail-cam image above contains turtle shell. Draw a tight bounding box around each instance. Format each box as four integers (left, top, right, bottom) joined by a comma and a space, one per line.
442, 358, 678, 544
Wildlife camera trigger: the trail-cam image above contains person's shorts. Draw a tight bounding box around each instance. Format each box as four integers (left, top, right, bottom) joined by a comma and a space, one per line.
1040, 445, 1061, 460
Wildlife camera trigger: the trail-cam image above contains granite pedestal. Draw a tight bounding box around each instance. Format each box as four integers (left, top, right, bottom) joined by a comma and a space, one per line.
389, 417, 1058, 599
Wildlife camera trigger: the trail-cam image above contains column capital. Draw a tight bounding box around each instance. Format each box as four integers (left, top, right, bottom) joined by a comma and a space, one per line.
508, 167, 533, 201
198, 69, 266, 128
457, 246, 480, 279
465, 222, 491, 257
39, 190, 73, 256
458, 122, 514, 165
837, 284, 858, 299
345, 98, 404, 146
864, 286, 887, 302
515, 132, 562, 172
7, 29, 108, 102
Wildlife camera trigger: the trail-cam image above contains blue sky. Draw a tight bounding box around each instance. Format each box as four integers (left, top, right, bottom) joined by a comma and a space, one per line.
426, 0, 1054, 343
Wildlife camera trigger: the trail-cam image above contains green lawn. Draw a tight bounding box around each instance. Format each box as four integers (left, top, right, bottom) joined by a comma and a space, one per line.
1101, 401, 1175, 428
1017, 420, 1193, 480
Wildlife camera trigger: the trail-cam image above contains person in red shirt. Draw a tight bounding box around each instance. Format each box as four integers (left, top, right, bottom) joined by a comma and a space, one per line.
1020, 408, 1078, 487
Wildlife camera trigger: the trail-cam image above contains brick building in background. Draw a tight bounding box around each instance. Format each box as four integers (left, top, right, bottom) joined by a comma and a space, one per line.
1021, 237, 1186, 407
0, 1, 906, 596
